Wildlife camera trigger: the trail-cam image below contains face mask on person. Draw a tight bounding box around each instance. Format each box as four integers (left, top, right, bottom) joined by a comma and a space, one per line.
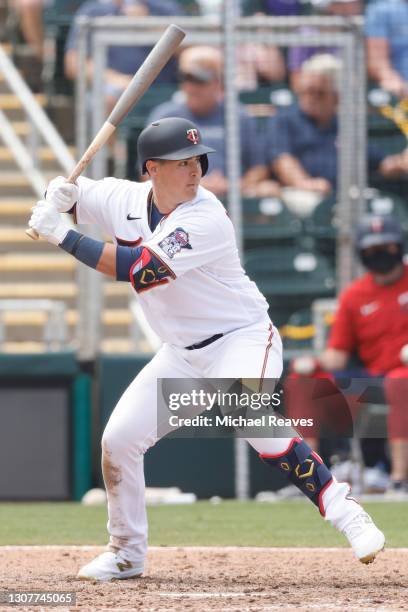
360, 245, 403, 274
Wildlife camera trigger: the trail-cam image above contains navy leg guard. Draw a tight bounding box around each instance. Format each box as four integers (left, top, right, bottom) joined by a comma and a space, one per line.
260, 438, 333, 515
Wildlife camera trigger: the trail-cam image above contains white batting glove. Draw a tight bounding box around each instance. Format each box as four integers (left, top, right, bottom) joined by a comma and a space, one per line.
46, 176, 78, 212
29, 200, 71, 245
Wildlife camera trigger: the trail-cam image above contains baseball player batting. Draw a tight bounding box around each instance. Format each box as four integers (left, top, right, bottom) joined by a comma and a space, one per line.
29, 118, 385, 582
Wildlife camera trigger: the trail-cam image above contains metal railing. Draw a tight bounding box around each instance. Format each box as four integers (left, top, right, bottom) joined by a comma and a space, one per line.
0, 44, 75, 177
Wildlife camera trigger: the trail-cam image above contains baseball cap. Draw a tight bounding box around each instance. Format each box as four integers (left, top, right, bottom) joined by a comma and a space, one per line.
355, 215, 403, 250
137, 117, 215, 175
179, 66, 218, 84
311, 0, 359, 6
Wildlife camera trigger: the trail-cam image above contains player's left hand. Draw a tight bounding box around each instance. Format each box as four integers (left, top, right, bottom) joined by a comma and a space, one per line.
29, 200, 71, 245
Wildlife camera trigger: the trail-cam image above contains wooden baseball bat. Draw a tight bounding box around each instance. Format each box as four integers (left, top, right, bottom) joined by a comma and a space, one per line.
26, 23, 186, 239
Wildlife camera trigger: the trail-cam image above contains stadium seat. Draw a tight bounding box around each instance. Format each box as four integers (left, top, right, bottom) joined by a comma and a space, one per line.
120, 84, 178, 179
302, 193, 337, 260
281, 304, 335, 352
43, 0, 85, 28
43, 0, 86, 96
240, 85, 294, 119
280, 308, 314, 351
176, 0, 200, 15
367, 87, 407, 161
239, 84, 293, 105
242, 197, 302, 248
367, 86, 408, 199
121, 84, 179, 133
244, 246, 336, 326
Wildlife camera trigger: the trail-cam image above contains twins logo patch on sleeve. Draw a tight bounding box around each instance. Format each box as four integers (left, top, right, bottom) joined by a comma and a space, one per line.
158, 227, 192, 259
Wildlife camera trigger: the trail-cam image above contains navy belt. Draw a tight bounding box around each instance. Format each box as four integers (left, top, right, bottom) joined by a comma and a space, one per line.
185, 333, 224, 350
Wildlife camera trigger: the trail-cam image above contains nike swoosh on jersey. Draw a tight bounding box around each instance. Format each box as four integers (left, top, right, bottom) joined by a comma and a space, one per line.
360, 302, 379, 316
127, 214, 141, 220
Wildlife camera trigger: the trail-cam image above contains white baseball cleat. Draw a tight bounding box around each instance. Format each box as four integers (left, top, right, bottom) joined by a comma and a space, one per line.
77, 551, 143, 582
342, 511, 385, 564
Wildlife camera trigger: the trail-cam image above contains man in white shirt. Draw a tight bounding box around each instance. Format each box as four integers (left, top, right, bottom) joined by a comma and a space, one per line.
29, 117, 384, 581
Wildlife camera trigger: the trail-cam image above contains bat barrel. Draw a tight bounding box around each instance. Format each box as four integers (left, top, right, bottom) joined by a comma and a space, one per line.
108, 24, 185, 127
26, 23, 186, 241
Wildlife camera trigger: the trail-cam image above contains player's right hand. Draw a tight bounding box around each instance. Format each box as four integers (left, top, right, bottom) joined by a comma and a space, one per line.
46, 176, 78, 212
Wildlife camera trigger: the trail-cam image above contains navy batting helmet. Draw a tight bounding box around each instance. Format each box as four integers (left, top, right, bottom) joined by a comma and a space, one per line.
137, 117, 215, 176
356, 215, 403, 250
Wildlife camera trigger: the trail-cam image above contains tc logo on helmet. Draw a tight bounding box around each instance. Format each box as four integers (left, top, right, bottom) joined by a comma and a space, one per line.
371, 217, 384, 233
186, 128, 199, 144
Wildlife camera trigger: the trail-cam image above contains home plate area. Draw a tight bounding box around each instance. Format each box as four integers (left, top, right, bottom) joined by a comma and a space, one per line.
0, 546, 406, 611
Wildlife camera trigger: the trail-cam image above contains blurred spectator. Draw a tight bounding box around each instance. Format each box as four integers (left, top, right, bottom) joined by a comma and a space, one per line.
262, 54, 408, 200
287, 215, 408, 496
366, 0, 408, 98
146, 46, 279, 197
288, 0, 363, 90
64, 0, 184, 111
196, 0, 222, 15
11, 0, 45, 59
320, 215, 408, 495
241, 0, 302, 17
236, 44, 286, 91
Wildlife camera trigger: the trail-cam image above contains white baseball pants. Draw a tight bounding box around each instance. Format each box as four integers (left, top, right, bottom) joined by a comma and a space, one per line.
101, 317, 362, 567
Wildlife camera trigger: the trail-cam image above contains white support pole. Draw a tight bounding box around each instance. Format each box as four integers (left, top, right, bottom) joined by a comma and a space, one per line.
223, 0, 249, 501
0, 108, 47, 197
0, 44, 75, 174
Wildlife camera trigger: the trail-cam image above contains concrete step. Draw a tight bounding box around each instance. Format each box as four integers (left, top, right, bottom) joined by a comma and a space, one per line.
0, 145, 76, 171
0, 197, 36, 224
0, 252, 75, 270
0, 197, 35, 213
0, 93, 46, 109
100, 338, 135, 353
9, 121, 63, 142
0, 281, 131, 308
0, 282, 77, 299
103, 282, 132, 308
2, 308, 132, 342
0, 338, 152, 354
0, 93, 46, 121
0, 172, 55, 196
0, 226, 56, 252
1, 308, 131, 326
0, 341, 65, 353
0, 253, 76, 281
0, 281, 129, 297
11, 121, 31, 137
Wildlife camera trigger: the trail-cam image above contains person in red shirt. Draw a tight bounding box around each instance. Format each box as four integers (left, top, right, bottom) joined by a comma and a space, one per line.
320, 215, 408, 492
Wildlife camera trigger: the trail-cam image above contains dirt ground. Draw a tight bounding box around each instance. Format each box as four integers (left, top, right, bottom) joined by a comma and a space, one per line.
0, 546, 406, 611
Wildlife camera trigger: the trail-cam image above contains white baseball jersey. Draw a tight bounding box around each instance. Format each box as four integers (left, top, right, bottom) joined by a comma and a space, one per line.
75, 176, 269, 347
